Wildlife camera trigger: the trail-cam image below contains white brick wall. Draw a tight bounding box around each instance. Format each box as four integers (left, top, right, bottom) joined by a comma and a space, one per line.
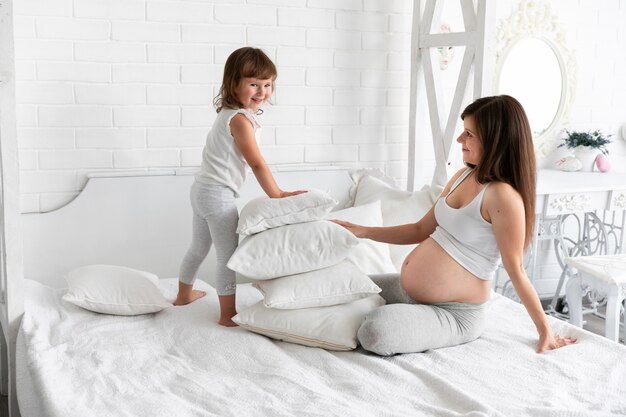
216, 5, 277, 26
20, 128, 74, 148
37, 62, 110, 82
75, 84, 146, 105
147, 128, 205, 148
78, 128, 146, 149
13, 0, 626, 214
148, 1, 213, 23
113, 22, 180, 43
113, 149, 180, 168
275, 126, 331, 145
305, 144, 358, 163
112, 64, 179, 83
74, 0, 145, 20
181, 106, 217, 127
38, 150, 112, 169
14, 0, 72, 17
75, 42, 147, 63
36, 18, 110, 40
183, 25, 245, 44
16, 82, 74, 104
113, 106, 180, 127
38, 105, 112, 127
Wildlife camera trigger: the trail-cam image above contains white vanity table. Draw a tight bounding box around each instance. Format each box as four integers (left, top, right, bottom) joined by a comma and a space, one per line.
536, 169, 626, 217
527, 169, 626, 313
535, 169, 626, 261
498, 169, 626, 304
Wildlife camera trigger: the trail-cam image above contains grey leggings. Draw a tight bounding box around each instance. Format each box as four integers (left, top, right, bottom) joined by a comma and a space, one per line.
179, 181, 239, 296
359, 274, 487, 356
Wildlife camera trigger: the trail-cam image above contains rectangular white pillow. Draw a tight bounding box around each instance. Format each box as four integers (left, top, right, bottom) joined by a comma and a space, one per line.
252, 260, 381, 309
62, 264, 171, 315
352, 174, 442, 271
233, 294, 385, 351
328, 200, 396, 274
227, 220, 358, 280
237, 189, 337, 235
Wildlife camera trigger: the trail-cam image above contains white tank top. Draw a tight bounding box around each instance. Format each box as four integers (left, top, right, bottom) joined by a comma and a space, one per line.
195, 108, 261, 197
431, 169, 501, 281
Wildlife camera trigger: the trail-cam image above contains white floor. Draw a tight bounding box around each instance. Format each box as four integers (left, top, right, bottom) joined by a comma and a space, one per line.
581, 309, 624, 344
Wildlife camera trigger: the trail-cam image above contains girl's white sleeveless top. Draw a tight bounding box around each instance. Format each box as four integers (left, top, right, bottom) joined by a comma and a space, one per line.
195, 108, 261, 197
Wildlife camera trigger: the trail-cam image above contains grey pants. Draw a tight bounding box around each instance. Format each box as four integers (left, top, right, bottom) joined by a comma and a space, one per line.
359, 274, 487, 356
179, 181, 239, 296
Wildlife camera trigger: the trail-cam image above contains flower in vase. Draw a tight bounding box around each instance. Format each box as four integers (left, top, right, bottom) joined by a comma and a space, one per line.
558, 129, 612, 155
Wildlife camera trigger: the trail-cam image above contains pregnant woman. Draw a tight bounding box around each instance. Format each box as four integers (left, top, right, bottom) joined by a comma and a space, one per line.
334, 95, 576, 356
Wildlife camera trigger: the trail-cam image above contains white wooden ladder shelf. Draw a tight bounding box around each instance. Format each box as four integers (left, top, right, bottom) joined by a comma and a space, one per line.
407, 0, 495, 190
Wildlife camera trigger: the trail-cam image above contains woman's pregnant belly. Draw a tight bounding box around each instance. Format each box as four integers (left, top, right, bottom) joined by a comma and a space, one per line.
400, 237, 491, 304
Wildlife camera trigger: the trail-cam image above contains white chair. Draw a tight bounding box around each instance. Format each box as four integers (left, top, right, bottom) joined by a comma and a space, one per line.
565, 254, 626, 342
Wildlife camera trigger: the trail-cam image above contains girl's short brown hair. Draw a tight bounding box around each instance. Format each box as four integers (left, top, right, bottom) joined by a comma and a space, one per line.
461, 95, 536, 248
214, 47, 277, 113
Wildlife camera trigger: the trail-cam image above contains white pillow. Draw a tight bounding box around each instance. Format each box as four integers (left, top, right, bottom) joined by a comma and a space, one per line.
328, 201, 396, 274
62, 265, 171, 315
227, 220, 359, 280
233, 295, 385, 351
252, 260, 381, 309
237, 189, 337, 235
352, 174, 442, 271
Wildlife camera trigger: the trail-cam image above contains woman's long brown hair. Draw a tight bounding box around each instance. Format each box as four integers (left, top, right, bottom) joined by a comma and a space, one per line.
214, 47, 277, 113
461, 95, 536, 249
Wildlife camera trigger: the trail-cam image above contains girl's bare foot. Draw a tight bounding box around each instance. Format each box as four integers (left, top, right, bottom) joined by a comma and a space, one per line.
218, 294, 238, 327
174, 289, 206, 305
218, 317, 239, 327
173, 281, 206, 305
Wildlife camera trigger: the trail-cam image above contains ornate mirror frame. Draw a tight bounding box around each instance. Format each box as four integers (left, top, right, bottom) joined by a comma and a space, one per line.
494, 0, 577, 159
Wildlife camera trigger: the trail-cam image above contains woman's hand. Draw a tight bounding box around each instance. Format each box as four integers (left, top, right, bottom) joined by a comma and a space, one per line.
537, 329, 576, 353
276, 190, 307, 198
330, 219, 369, 239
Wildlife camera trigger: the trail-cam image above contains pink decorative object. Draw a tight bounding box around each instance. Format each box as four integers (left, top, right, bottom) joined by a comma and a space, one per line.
595, 154, 610, 172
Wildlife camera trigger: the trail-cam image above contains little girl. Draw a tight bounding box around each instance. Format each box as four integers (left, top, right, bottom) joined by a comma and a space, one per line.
175, 47, 305, 326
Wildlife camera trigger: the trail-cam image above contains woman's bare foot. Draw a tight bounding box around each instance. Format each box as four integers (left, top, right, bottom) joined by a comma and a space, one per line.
173, 281, 206, 306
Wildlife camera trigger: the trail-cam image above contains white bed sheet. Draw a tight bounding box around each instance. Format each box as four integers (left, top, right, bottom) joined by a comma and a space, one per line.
18, 278, 626, 417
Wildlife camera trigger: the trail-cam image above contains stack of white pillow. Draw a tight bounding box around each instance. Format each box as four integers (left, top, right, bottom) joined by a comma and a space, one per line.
229, 173, 442, 351
228, 189, 389, 351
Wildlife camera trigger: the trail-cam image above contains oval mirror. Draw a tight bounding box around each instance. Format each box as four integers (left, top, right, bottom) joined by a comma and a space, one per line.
498, 38, 562, 138
494, 1, 576, 163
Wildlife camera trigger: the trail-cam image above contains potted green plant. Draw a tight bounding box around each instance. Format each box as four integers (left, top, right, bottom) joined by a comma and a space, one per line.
558, 130, 612, 171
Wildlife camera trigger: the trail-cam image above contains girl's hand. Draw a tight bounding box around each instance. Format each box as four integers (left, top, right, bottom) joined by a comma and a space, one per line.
330, 219, 368, 239
537, 330, 576, 353
277, 190, 307, 198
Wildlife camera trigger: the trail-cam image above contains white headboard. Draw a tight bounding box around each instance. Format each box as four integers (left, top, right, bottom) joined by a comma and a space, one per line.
21, 167, 355, 288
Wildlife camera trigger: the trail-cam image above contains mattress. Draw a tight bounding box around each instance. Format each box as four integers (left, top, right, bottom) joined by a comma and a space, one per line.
18, 278, 626, 417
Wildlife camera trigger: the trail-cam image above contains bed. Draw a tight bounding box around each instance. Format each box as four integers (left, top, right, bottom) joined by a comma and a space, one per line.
15, 168, 626, 417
